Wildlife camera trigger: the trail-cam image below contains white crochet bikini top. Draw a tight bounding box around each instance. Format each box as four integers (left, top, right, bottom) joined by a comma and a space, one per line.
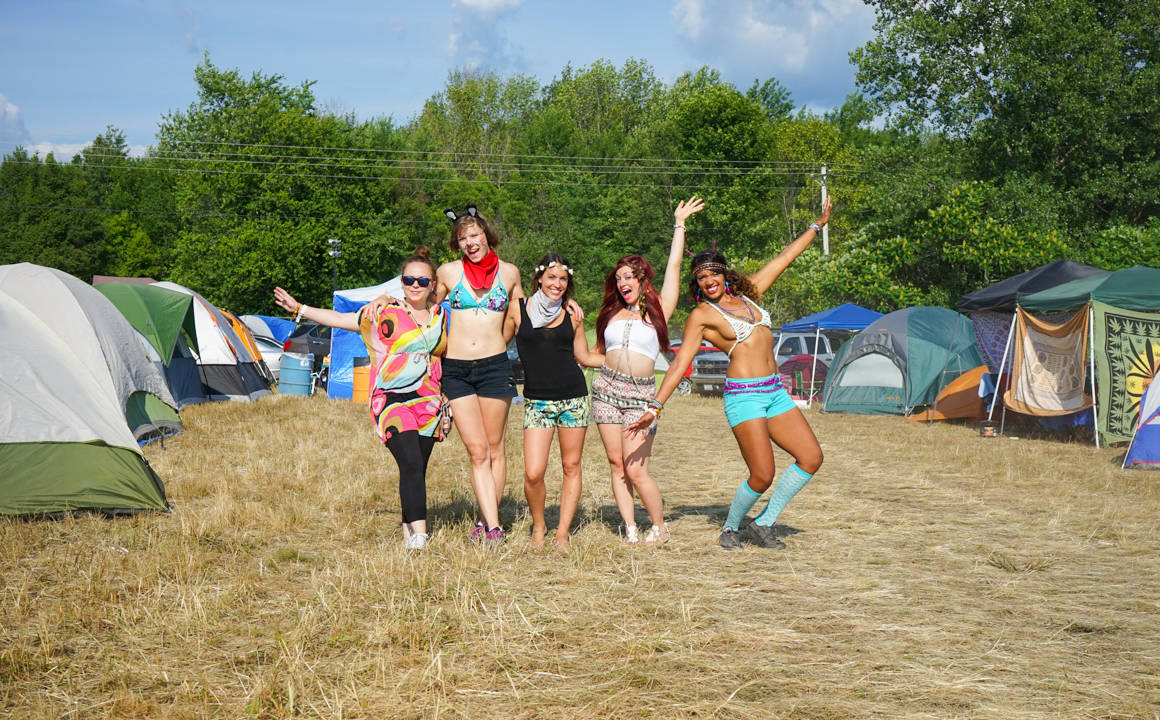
605, 317, 661, 361
706, 297, 772, 356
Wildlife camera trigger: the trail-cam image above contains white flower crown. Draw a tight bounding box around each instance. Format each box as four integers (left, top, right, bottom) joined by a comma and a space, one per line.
535, 260, 573, 275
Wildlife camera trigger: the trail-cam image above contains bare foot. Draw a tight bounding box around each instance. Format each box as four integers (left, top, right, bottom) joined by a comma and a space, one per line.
553, 532, 570, 550
531, 525, 547, 548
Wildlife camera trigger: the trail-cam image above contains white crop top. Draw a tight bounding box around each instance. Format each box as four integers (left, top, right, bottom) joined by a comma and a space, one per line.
604, 317, 661, 360
706, 297, 772, 356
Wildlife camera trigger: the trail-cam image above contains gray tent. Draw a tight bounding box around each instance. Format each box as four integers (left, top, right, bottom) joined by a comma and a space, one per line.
0, 263, 181, 440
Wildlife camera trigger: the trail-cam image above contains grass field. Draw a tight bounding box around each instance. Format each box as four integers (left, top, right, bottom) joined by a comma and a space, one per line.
3, 394, 1159, 718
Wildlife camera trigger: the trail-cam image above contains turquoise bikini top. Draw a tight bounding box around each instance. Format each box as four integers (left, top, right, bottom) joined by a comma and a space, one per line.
447, 274, 510, 313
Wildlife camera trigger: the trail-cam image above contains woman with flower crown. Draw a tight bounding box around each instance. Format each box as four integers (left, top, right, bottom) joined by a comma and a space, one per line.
505, 253, 604, 549
628, 197, 832, 551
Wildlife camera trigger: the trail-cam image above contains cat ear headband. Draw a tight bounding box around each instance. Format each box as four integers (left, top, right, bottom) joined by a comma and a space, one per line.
444, 204, 480, 222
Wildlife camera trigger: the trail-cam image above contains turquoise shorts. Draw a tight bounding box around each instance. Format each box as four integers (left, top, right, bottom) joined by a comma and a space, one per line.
722, 373, 797, 427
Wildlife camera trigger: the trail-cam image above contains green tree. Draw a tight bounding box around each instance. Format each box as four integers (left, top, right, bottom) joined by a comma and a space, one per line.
852, 0, 1160, 228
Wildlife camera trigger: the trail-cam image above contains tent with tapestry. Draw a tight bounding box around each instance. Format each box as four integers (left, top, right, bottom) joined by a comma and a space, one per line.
959, 260, 1107, 374
0, 291, 169, 516
153, 281, 273, 402
1017, 265, 1160, 446
0, 264, 182, 441
1124, 377, 1160, 468
95, 281, 208, 408
821, 306, 984, 415
328, 276, 404, 399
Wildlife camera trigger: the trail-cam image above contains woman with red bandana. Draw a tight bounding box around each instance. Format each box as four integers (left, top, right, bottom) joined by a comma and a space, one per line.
592, 196, 704, 544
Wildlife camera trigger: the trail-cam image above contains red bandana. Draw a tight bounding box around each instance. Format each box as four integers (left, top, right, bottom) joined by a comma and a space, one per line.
463, 250, 499, 290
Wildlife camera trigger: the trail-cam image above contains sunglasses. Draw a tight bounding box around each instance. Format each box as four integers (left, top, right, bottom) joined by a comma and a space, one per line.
402, 275, 432, 287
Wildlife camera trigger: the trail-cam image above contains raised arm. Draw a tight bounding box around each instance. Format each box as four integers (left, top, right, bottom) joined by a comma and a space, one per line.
273, 287, 360, 332
658, 196, 705, 320
749, 197, 832, 296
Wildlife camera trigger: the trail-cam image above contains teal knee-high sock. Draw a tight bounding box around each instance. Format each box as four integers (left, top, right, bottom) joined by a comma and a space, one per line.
723, 481, 762, 531
753, 464, 812, 527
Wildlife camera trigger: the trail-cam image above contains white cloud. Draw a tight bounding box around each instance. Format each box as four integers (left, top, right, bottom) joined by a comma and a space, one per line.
453, 0, 524, 17
447, 0, 527, 73
0, 93, 32, 149
30, 141, 87, 160
668, 0, 877, 107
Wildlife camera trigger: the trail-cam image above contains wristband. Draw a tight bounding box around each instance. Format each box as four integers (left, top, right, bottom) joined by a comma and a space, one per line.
673, 224, 685, 230
646, 399, 664, 416
295, 304, 306, 323
809, 222, 823, 234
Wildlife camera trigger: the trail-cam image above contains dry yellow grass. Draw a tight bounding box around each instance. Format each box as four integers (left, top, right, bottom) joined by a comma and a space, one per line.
3, 394, 1159, 719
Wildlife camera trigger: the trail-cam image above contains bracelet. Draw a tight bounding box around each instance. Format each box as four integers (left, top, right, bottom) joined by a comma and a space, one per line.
809, 222, 823, 234
646, 399, 664, 416
673, 224, 685, 230
294, 304, 306, 323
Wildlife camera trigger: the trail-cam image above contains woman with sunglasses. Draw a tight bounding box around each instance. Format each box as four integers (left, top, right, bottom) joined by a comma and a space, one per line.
274, 246, 445, 550
370, 206, 581, 544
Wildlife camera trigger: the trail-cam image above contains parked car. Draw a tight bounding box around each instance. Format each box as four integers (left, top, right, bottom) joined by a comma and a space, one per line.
774, 332, 836, 367
663, 340, 718, 395
283, 322, 332, 376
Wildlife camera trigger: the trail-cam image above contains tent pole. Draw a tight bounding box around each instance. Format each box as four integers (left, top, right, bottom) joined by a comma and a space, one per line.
1089, 305, 1099, 449
808, 329, 821, 406
989, 313, 1017, 421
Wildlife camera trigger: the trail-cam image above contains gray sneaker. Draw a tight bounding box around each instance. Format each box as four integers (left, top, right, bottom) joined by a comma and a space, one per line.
747, 522, 786, 549
718, 527, 742, 551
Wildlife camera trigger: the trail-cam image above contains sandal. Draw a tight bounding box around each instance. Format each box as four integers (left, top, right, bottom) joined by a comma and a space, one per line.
623, 525, 640, 544
643, 523, 669, 545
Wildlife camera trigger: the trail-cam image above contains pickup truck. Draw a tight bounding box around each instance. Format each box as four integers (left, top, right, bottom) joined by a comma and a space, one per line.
689, 331, 837, 395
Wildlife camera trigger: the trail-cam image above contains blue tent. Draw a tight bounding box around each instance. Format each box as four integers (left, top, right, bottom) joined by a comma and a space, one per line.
781, 303, 883, 333
1124, 374, 1160, 469
327, 277, 403, 399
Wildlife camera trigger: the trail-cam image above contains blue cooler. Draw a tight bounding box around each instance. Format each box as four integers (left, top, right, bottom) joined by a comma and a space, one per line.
279, 352, 314, 395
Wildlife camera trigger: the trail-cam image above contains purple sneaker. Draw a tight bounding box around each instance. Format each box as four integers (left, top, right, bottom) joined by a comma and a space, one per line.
485, 527, 506, 545
470, 522, 486, 541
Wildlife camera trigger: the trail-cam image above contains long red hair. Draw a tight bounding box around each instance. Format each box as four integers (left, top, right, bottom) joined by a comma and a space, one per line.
595, 255, 670, 354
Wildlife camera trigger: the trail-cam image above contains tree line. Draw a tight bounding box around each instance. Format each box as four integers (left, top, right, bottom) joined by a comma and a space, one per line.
2, 0, 1157, 322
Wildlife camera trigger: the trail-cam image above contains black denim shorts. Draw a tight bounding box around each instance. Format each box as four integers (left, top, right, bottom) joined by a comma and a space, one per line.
441, 352, 517, 400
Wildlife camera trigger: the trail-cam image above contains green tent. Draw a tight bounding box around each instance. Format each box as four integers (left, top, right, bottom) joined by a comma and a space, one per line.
0, 289, 168, 516
1018, 265, 1160, 312
822, 306, 984, 415
96, 282, 207, 408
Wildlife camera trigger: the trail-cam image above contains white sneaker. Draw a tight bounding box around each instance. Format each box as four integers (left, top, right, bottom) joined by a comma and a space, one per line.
624, 525, 640, 544
404, 533, 428, 550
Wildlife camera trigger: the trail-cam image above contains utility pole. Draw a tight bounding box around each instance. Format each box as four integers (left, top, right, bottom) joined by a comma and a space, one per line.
820, 164, 830, 255
328, 237, 342, 300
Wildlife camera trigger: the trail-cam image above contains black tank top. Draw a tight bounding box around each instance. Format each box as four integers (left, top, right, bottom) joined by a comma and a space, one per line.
516, 298, 588, 400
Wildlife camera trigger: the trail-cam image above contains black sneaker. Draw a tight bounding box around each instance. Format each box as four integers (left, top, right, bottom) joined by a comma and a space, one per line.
718, 527, 742, 551
747, 522, 786, 549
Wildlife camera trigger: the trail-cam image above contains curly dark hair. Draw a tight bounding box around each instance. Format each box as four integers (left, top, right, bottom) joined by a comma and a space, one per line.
687, 250, 760, 302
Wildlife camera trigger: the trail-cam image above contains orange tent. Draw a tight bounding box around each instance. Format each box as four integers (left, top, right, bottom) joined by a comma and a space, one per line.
907, 365, 988, 422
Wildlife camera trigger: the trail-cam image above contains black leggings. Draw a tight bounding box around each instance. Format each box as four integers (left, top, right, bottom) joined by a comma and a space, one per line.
385, 430, 437, 524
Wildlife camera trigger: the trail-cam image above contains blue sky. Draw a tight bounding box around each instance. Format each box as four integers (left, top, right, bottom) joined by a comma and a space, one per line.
0, 0, 877, 158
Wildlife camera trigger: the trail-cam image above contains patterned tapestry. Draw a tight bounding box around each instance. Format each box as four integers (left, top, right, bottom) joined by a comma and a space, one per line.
1093, 301, 1160, 444
1004, 306, 1092, 416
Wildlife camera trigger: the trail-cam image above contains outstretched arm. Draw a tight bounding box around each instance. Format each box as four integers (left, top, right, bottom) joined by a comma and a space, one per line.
749, 197, 832, 296
659, 196, 705, 320
273, 287, 360, 332
625, 311, 709, 436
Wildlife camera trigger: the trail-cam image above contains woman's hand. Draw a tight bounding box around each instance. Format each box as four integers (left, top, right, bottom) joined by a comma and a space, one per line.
366, 293, 401, 318
674, 196, 705, 225
816, 196, 833, 227
273, 287, 299, 315
624, 412, 655, 438
565, 298, 584, 323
